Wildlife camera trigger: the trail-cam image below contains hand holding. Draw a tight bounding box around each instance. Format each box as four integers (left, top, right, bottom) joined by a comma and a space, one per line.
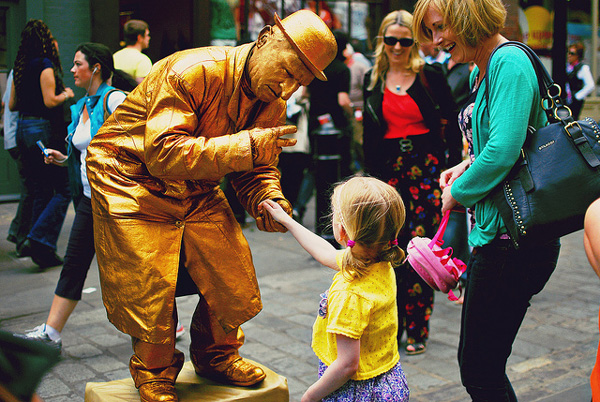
43, 148, 68, 166
256, 198, 292, 232
441, 185, 459, 214
440, 160, 469, 190
249, 125, 297, 166
260, 199, 294, 226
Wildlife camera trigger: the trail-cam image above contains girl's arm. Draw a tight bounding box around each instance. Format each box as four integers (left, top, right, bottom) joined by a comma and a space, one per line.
260, 199, 339, 270
40, 68, 74, 109
301, 334, 360, 402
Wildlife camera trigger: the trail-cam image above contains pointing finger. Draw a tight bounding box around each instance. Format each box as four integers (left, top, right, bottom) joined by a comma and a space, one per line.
274, 125, 297, 137
277, 138, 297, 148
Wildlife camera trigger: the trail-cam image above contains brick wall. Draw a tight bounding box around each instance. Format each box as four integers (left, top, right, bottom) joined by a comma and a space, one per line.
503, 0, 522, 41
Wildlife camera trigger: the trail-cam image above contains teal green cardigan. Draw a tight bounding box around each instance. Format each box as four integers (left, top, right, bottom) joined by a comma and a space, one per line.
451, 45, 548, 247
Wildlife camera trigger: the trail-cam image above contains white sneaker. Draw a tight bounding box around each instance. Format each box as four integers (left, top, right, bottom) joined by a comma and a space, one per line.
175, 321, 185, 339
18, 324, 62, 351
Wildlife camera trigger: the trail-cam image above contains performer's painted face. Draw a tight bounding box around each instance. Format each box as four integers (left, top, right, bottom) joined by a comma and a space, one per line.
248, 29, 315, 102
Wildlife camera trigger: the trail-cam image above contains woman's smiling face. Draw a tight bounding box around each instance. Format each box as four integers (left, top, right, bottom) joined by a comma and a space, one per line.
383, 24, 413, 67
423, 6, 474, 64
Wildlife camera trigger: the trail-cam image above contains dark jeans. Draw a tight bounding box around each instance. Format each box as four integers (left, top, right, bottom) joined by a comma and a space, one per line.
7, 147, 34, 249
55, 196, 95, 301
16, 118, 71, 250
458, 237, 561, 401
568, 99, 584, 120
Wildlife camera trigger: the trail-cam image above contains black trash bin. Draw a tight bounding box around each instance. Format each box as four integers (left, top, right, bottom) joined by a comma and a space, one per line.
312, 120, 342, 243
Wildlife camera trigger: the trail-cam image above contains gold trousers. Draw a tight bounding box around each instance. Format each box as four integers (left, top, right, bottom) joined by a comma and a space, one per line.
129, 294, 244, 388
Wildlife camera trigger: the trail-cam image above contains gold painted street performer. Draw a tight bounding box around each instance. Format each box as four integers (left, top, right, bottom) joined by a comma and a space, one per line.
86, 10, 337, 402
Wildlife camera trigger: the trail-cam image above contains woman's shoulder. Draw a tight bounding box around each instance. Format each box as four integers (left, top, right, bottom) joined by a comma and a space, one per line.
27, 57, 53, 71
104, 87, 127, 112
420, 62, 448, 88
489, 44, 534, 73
363, 67, 375, 87
421, 62, 445, 77
488, 44, 537, 87
36, 56, 54, 67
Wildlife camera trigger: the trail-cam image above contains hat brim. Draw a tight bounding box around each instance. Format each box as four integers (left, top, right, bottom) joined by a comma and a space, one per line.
274, 13, 327, 81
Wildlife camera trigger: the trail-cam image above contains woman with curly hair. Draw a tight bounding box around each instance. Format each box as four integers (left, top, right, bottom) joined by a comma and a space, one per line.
362, 9, 459, 355
9, 19, 74, 268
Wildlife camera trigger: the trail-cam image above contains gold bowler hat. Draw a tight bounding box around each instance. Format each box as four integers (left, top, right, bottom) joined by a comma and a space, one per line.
274, 10, 337, 81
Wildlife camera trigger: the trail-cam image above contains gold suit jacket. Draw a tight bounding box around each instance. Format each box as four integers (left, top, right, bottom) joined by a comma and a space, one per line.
86, 43, 286, 344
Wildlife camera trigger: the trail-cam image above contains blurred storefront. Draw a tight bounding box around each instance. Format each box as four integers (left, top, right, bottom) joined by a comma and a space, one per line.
0, 0, 598, 196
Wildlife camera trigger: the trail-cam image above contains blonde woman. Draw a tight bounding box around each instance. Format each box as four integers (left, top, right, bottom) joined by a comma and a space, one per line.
413, 0, 561, 400
362, 9, 458, 355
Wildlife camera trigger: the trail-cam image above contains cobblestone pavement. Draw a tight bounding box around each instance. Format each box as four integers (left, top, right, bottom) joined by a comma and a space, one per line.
0, 200, 597, 401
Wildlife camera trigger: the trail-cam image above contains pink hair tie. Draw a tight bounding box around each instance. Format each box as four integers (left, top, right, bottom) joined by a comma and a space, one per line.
389, 239, 399, 247
347, 240, 356, 248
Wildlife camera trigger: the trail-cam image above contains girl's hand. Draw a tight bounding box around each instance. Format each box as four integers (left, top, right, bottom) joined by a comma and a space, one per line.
259, 199, 294, 226
44, 148, 68, 166
440, 159, 469, 190
300, 392, 319, 402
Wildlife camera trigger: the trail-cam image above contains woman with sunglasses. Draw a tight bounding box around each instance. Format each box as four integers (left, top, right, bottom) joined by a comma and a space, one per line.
362, 9, 458, 356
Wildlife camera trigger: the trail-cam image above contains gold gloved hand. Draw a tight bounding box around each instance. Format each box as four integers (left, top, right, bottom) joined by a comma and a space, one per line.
249, 125, 297, 166
256, 198, 292, 232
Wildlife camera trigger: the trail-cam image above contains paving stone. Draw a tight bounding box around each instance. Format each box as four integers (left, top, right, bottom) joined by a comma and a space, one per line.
83, 355, 127, 373
64, 343, 103, 359
104, 368, 134, 382
47, 395, 84, 402
242, 341, 288, 362
1, 202, 599, 401
36, 375, 71, 399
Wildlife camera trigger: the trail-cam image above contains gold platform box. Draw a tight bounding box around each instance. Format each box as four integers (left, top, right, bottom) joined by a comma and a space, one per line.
84, 360, 289, 402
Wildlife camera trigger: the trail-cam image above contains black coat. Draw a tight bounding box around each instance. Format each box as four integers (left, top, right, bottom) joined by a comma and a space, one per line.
362, 63, 461, 177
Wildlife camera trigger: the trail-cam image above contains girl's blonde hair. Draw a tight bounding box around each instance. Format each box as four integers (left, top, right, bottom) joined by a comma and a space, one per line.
413, 0, 506, 48
332, 176, 406, 280
368, 9, 424, 92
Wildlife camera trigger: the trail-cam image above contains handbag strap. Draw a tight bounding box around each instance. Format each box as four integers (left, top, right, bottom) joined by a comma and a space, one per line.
484, 41, 600, 168
428, 209, 452, 249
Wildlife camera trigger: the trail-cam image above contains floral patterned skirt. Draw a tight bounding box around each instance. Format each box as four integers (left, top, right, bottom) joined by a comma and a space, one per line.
318, 360, 409, 401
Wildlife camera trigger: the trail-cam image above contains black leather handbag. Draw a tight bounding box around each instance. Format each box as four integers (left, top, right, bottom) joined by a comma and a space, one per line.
487, 41, 600, 248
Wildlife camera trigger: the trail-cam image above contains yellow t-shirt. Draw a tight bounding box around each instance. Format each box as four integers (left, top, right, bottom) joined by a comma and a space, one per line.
312, 252, 400, 380
113, 47, 152, 80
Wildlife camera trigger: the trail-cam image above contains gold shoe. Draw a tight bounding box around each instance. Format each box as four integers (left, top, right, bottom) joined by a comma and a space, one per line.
197, 358, 266, 387
138, 381, 178, 402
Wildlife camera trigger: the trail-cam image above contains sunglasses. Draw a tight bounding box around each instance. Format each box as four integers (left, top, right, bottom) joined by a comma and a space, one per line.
568, 51, 577, 56
383, 36, 414, 47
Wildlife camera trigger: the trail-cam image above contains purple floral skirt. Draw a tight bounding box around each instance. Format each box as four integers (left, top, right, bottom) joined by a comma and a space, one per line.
318, 360, 409, 401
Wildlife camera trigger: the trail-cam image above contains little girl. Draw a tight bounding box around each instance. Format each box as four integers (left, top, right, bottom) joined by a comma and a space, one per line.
261, 176, 410, 402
